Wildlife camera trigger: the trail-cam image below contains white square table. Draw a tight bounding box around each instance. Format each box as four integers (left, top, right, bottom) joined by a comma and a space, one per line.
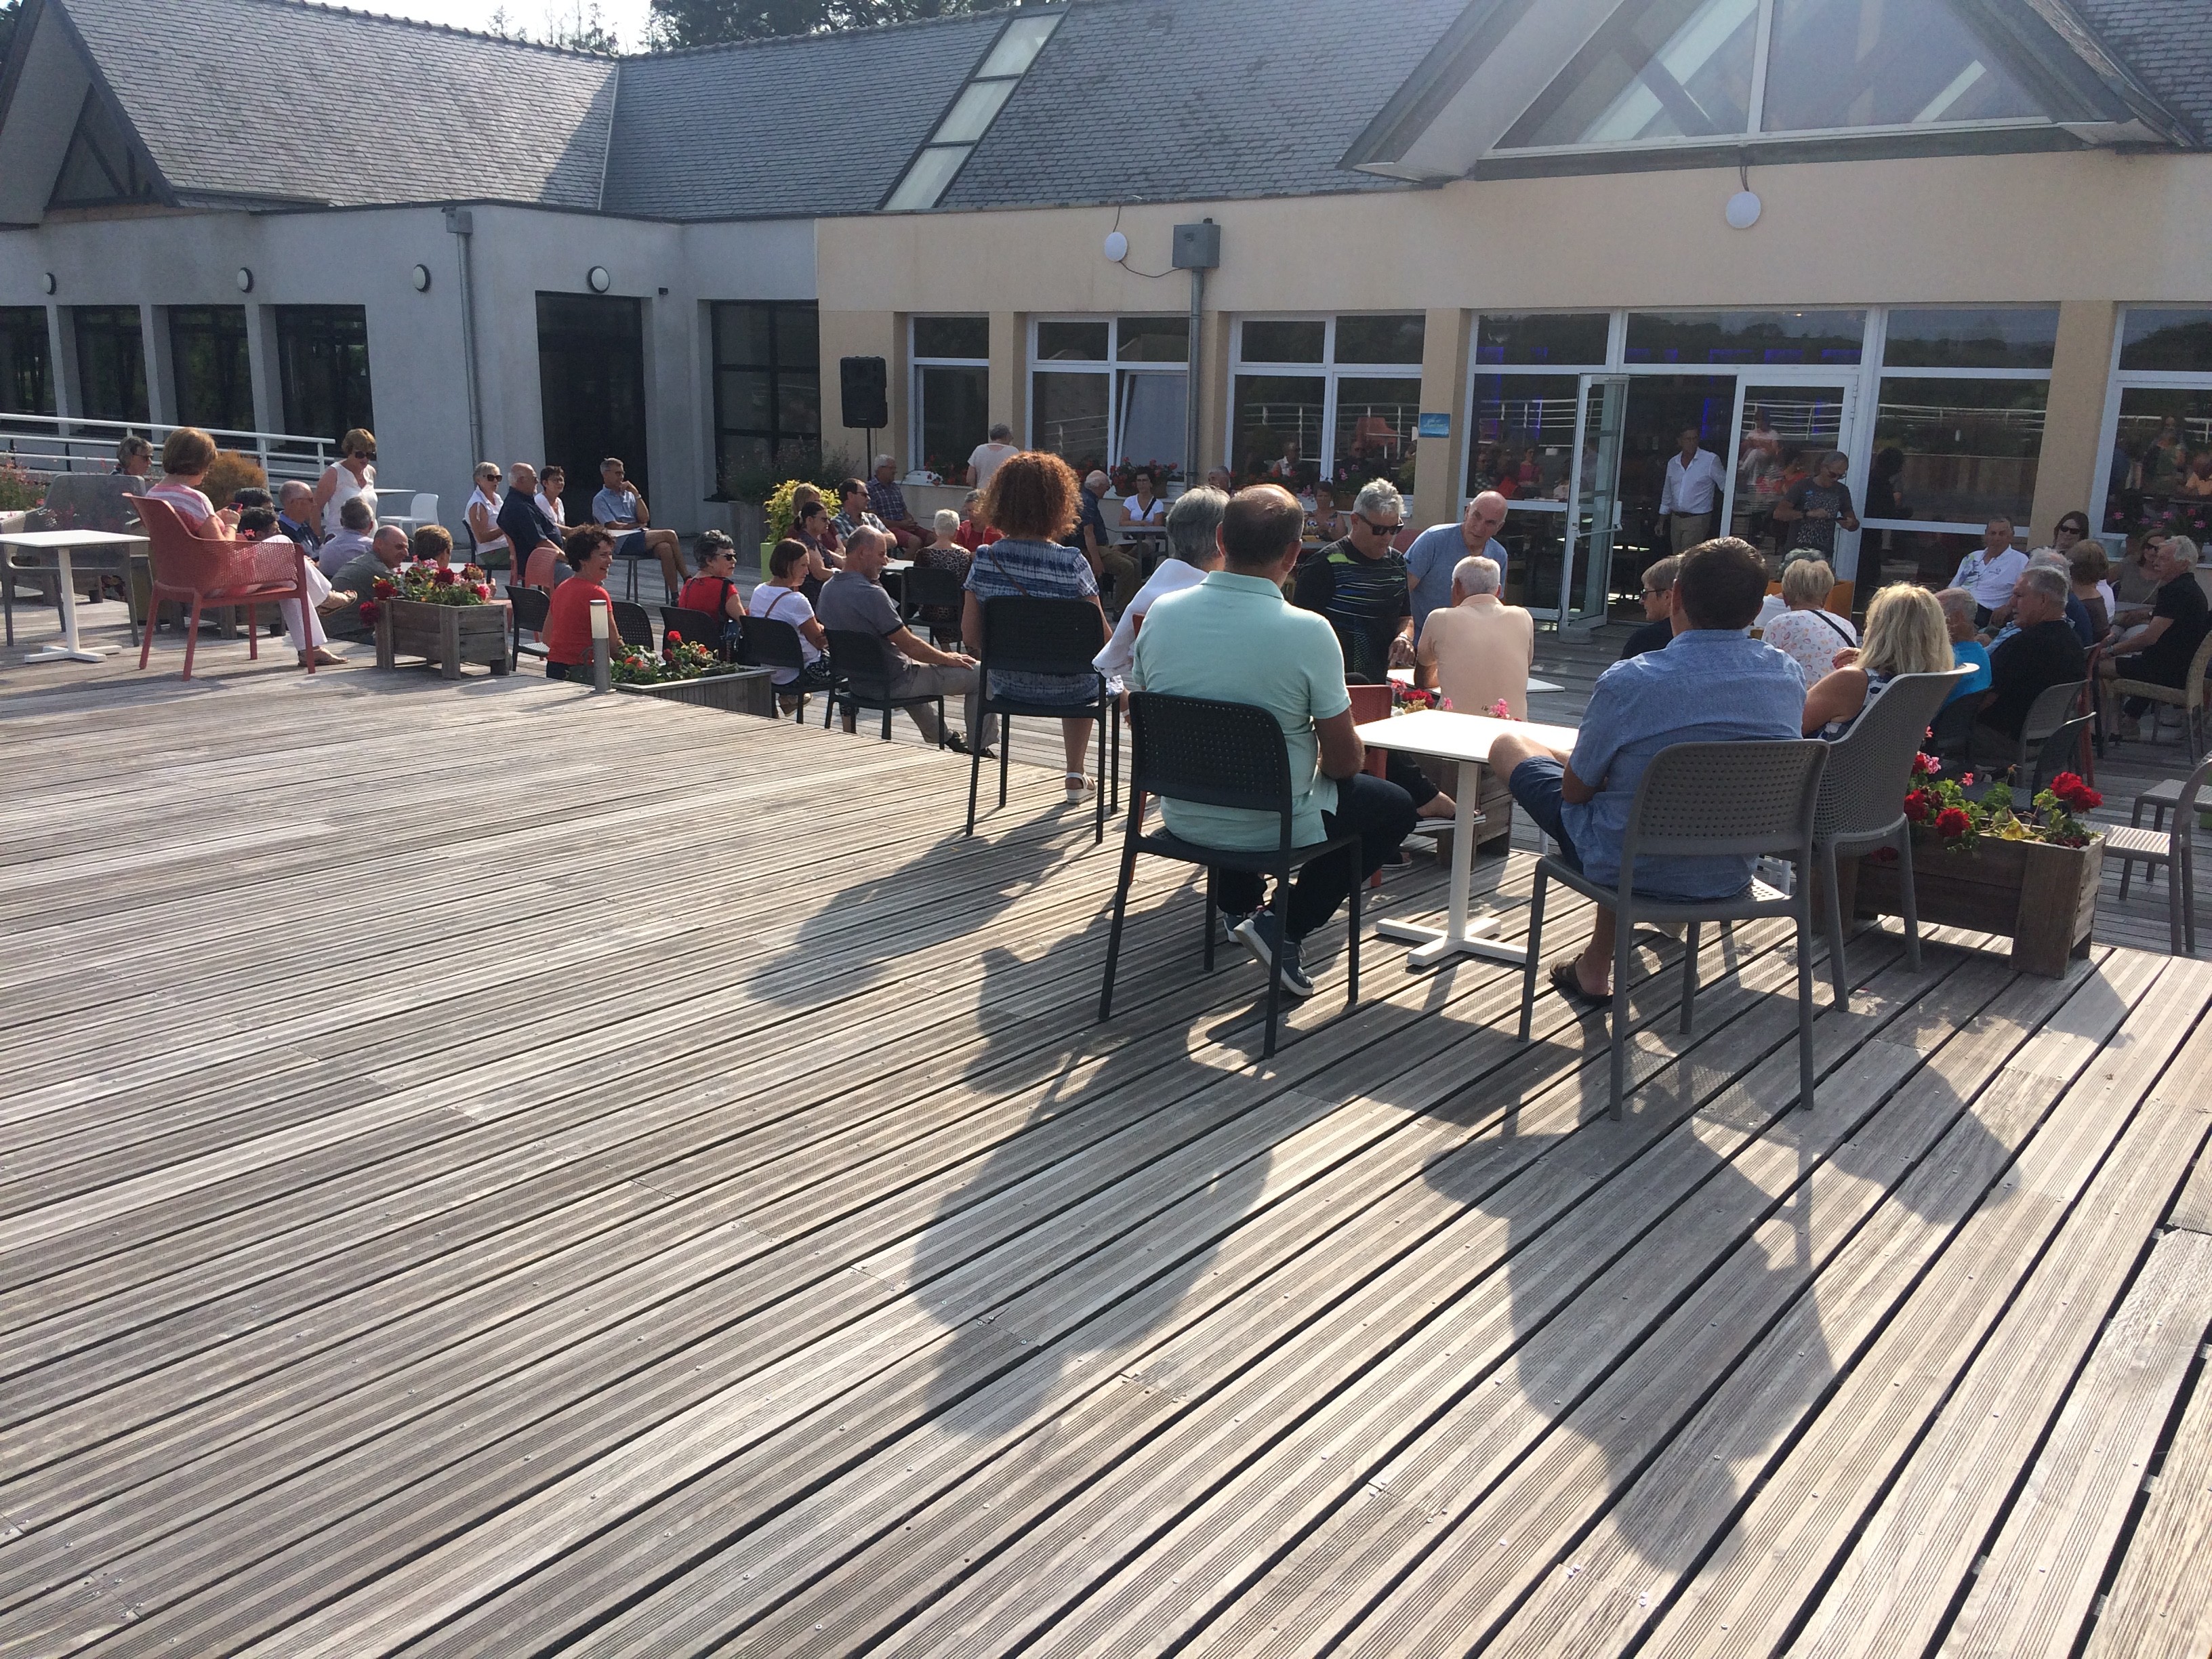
0, 529, 149, 663
1355, 708, 1580, 969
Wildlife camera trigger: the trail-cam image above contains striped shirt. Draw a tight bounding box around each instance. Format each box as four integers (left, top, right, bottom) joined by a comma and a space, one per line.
1292, 538, 1411, 682
964, 537, 1101, 705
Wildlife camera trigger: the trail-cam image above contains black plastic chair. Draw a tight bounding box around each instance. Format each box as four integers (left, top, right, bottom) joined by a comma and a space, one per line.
1517, 739, 1829, 1120
965, 596, 1113, 844
610, 599, 653, 652
661, 605, 735, 660
1100, 693, 1363, 1059
738, 614, 814, 723
900, 563, 968, 645
823, 628, 946, 745
508, 586, 550, 670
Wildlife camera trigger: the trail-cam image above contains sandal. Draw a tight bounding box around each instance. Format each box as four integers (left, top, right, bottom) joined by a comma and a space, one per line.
1549, 959, 1611, 1008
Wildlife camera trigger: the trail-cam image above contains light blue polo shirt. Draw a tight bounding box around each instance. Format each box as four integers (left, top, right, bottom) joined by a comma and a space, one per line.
1405, 525, 1508, 636
1130, 570, 1350, 851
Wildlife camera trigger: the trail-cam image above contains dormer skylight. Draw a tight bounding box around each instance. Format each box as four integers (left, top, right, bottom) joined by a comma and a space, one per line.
884, 11, 1062, 211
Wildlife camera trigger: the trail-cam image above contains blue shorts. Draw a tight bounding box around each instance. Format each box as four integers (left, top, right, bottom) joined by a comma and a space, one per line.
1509, 756, 1582, 872
615, 530, 647, 558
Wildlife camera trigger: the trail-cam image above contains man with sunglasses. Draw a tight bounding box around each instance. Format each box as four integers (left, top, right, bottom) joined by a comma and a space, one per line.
1293, 478, 1417, 683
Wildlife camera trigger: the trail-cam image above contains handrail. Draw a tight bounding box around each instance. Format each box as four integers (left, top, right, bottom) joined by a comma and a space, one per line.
0, 411, 338, 485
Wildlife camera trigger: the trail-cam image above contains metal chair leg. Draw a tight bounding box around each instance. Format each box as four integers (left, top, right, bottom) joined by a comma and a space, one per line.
1261, 880, 1288, 1059
1099, 836, 1139, 1022
1518, 867, 1549, 1042
1681, 918, 1701, 1033
965, 717, 984, 835
1203, 867, 1218, 970
1345, 846, 1361, 1010
1796, 890, 1818, 1111
1822, 841, 1850, 1010
998, 716, 1010, 808
1896, 823, 1922, 973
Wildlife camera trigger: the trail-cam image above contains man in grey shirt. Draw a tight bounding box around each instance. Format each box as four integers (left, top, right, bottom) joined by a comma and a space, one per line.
815, 525, 981, 748
325, 526, 410, 639
315, 494, 377, 577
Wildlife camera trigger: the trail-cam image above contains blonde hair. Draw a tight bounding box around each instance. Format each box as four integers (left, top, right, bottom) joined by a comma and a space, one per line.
1858, 585, 1952, 678
161, 426, 216, 476
1781, 557, 1835, 610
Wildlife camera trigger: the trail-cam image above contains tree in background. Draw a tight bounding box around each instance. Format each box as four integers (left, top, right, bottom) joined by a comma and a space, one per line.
647, 0, 1016, 51
487, 0, 621, 51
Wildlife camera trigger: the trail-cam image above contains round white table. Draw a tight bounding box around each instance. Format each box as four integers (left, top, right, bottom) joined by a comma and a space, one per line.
0, 529, 149, 663
1355, 708, 1580, 970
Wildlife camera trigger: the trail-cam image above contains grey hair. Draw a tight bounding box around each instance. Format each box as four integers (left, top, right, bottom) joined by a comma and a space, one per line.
2168, 535, 2200, 568
846, 523, 892, 559
987, 422, 1012, 441
873, 453, 895, 470
2026, 548, 2070, 572
1452, 554, 1501, 596
1936, 586, 1976, 621
1352, 479, 1404, 522
1165, 486, 1228, 565
2021, 565, 2070, 607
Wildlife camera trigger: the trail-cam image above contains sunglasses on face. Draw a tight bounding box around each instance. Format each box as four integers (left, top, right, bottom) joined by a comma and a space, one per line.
1359, 516, 1403, 536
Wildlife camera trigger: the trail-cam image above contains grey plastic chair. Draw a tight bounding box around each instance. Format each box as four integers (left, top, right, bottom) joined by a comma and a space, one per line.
2105, 752, 2209, 955
1975, 678, 2086, 799
1813, 668, 1970, 1007
1517, 739, 1829, 1120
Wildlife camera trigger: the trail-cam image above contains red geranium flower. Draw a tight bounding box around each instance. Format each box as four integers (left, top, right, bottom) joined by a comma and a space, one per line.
473, 583, 493, 600
432, 566, 455, 586
2050, 772, 2102, 812
1936, 806, 1972, 839
1902, 789, 1931, 823
371, 577, 396, 598
1910, 751, 1940, 777
359, 601, 380, 625
666, 630, 682, 644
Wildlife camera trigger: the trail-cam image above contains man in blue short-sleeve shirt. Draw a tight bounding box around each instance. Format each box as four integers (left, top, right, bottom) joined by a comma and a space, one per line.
1488, 536, 1805, 1004
1404, 491, 1509, 640
1133, 485, 1417, 1000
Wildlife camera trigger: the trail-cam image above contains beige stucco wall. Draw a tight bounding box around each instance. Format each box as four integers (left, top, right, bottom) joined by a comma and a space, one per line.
817, 146, 2212, 537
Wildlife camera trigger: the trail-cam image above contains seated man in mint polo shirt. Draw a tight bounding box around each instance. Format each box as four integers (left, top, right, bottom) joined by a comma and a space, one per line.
1488, 535, 1806, 1004
1131, 485, 1418, 1000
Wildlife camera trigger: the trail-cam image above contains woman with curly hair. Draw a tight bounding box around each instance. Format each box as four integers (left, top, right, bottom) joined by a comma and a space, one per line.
962, 451, 1109, 802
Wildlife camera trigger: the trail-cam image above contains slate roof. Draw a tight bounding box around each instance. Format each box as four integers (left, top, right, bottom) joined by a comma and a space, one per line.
935, 0, 1467, 211
45, 0, 617, 209
603, 11, 1006, 218
2071, 0, 2212, 141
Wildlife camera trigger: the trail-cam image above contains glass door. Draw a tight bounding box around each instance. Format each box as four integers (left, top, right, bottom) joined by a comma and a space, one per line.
1560, 375, 1629, 626
1727, 381, 1858, 573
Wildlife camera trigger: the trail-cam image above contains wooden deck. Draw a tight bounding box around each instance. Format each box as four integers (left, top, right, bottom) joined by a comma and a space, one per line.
3, 612, 2212, 1656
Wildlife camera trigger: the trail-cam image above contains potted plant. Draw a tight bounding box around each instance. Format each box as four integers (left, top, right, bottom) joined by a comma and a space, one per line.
608, 628, 776, 715
1845, 755, 2106, 977
368, 559, 510, 679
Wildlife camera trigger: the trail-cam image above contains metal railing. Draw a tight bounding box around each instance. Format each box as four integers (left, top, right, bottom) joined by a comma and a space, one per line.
0, 411, 340, 487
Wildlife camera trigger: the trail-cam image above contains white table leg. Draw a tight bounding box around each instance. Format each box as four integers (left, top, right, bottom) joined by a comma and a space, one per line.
24, 549, 115, 665
1376, 762, 1528, 968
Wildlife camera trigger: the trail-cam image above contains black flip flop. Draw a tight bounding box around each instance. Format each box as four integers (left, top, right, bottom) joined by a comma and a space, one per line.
1549, 960, 1612, 1008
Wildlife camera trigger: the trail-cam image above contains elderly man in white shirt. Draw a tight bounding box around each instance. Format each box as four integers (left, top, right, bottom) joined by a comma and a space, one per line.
1659, 426, 1727, 555
1095, 487, 1225, 690
1951, 516, 2028, 624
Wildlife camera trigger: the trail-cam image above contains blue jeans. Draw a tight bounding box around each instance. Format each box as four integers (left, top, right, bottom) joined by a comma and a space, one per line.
1509, 757, 1584, 872
1216, 772, 1418, 941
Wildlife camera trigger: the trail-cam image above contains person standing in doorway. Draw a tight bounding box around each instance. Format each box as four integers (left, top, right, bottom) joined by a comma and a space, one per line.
1658, 426, 1726, 556
966, 423, 1019, 489
1772, 450, 1860, 565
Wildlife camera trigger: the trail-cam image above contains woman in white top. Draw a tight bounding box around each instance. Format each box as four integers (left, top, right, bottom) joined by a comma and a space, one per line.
1760, 556, 1858, 687
1117, 468, 1167, 529
148, 426, 339, 665
313, 428, 377, 537
753, 538, 830, 711
466, 462, 508, 567
535, 464, 569, 529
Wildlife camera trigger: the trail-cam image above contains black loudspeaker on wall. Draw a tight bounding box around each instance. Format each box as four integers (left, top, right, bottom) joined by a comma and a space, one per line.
840, 356, 889, 431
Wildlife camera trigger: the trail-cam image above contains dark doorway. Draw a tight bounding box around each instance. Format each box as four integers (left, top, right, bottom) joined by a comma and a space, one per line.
537, 293, 647, 526
169, 305, 254, 432
73, 306, 147, 424
1617, 373, 1736, 595
0, 308, 55, 416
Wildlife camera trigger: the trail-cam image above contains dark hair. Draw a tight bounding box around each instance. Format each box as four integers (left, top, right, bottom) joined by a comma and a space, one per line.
840, 477, 867, 502
411, 524, 453, 562
2055, 510, 2091, 537
339, 495, 375, 531
695, 530, 735, 560
796, 501, 827, 525
1674, 537, 1770, 630
1219, 485, 1306, 570
564, 525, 614, 569
769, 538, 812, 579
230, 486, 273, 510
981, 451, 1080, 541
235, 506, 277, 536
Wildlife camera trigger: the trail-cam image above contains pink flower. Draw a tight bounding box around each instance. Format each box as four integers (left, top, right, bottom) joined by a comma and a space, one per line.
1489, 699, 1512, 719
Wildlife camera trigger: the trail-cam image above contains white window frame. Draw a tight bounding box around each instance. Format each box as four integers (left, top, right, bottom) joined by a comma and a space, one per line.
2089, 305, 2212, 548
1492, 0, 2065, 163
1027, 314, 1191, 478
1227, 313, 1426, 485
908, 314, 990, 477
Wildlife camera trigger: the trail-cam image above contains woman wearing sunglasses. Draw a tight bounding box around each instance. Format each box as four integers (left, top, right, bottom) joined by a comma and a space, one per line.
313, 428, 377, 539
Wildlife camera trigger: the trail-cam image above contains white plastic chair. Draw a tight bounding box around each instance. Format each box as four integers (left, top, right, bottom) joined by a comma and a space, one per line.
380, 493, 439, 537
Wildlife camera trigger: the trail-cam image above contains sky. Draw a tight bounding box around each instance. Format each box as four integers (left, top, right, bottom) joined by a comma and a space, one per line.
322, 0, 658, 52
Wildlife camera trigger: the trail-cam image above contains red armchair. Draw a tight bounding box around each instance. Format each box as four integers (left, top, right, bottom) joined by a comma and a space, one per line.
135, 496, 317, 680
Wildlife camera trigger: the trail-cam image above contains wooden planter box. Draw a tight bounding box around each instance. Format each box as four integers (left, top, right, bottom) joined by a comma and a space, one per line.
1844, 829, 2103, 977
375, 598, 511, 680
615, 668, 777, 717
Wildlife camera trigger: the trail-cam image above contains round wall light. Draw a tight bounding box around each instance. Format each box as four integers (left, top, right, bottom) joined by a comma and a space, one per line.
587, 266, 612, 293
410, 263, 432, 292
1102, 230, 1129, 262
41, 272, 57, 295
1724, 190, 1763, 230
235, 266, 254, 292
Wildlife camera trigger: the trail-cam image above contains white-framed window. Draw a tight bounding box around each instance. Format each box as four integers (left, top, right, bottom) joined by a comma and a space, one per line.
1028, 315, 1189, 483
2092, 307, 2212, 548
1498, 0, 2077, 159
910, 314, 989, 480
1229, 314, 1425, 492
883, 13, 1063, 211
